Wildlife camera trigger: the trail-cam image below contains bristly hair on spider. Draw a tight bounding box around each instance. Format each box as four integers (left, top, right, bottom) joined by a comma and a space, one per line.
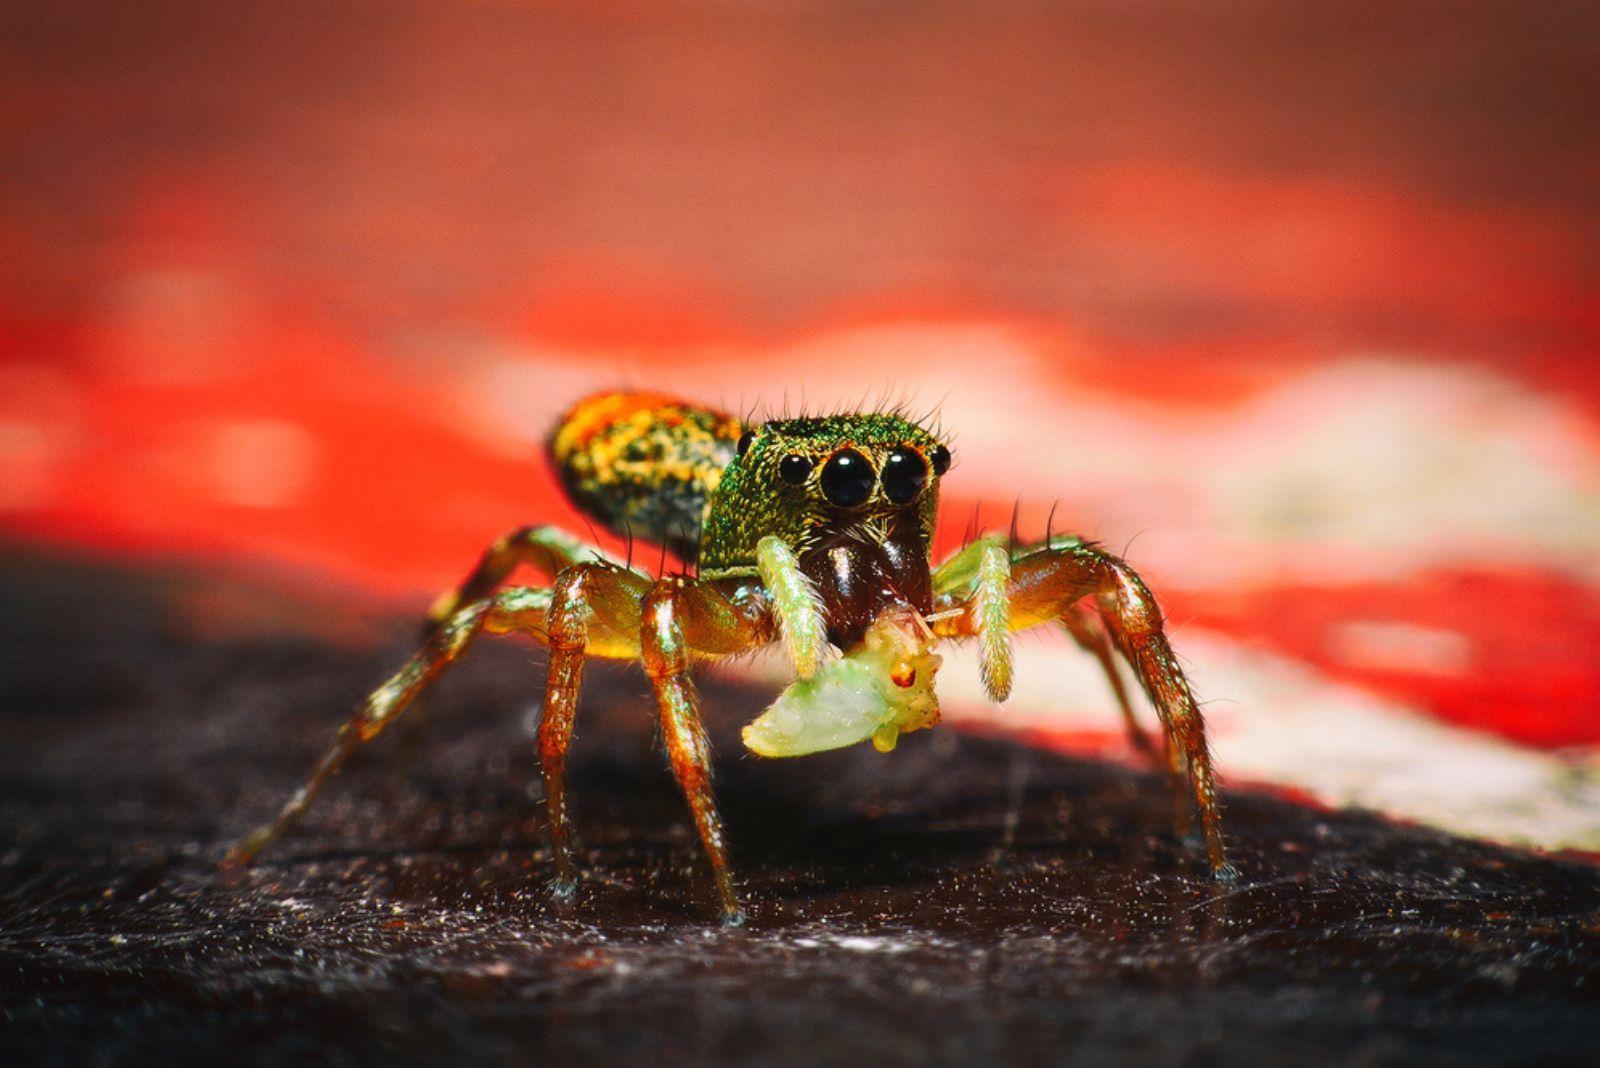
226, 389, 1231, 924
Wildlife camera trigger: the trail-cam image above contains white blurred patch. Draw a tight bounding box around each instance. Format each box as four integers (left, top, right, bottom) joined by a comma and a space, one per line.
1184, 630, 1600, 852
1327, 620, 1473, 677
1192, 359, 1600, 586
964, 632, 1600, 852
457, 345, 610, 456
94, 270, 249, 385
205, 420, 318, 508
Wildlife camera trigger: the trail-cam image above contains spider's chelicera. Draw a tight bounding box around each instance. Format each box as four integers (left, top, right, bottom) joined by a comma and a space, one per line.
228, 391, 1230, 923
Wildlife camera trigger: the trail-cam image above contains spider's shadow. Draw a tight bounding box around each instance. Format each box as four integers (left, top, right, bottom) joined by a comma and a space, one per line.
544, 665, 1196, 907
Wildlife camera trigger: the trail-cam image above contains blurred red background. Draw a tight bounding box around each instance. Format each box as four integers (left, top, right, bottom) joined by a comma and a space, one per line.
2, 3, 1597, 843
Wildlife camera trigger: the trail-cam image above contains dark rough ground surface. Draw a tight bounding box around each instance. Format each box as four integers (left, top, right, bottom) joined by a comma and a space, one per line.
1, 551, 1597, 1067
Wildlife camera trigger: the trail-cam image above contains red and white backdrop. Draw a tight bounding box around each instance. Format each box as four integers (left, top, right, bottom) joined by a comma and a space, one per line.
3, 5, 1596, 852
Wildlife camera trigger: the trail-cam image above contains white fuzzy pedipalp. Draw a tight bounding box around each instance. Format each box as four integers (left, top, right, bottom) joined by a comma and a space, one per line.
755, 535, 829, 680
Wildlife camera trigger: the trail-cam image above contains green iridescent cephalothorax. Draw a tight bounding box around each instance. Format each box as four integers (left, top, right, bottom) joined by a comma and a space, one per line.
699, 413, 944, 576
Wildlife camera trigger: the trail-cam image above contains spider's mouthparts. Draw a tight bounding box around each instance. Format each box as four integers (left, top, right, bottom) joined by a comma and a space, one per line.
741, 605, 941, 758
801, 526, 933, 649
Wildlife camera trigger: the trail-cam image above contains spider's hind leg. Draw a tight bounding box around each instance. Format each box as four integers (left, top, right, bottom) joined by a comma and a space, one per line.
425, 525, 601, 637
394, 526, 602, 763
225, 586, 552, 866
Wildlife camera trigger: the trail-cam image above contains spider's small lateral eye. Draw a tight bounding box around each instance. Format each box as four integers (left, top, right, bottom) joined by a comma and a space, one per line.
930, 444, 951, 476
778, 454, 814, 484
820, 449, 874, 507
881, 446, 928, 504
736, 430, 755, 457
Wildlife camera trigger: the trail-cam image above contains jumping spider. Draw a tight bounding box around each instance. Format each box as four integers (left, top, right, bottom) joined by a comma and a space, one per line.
229, 391, 1230, 922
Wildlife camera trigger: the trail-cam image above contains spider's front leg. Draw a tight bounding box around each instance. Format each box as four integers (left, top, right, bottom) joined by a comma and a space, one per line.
540, 562, 778, 921
931, 535, 1232, 878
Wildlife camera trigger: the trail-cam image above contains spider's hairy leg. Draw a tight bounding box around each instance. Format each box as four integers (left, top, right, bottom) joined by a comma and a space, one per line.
1059, 605, 1188, 838
639, 577, 778, 926
1060, 607, 1163, 763
755, 534, 827, 679
426, 525, 603, 636
937, 535, 1166, 771
932, 536, 1231, 879
539, 563, 651, 897
224, 586, 556, 867
394, 527, 606, 764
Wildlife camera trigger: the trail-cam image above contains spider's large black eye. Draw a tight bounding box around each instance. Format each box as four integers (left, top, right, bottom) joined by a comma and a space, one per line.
778, 454, 813, 484
820, 449, 874, 507
881, 446, 928, 504
930, 444, 951, 476
736, 430, 755, 457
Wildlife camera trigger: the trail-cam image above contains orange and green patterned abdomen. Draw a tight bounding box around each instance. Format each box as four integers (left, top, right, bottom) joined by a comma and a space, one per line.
548, 392, 743, 564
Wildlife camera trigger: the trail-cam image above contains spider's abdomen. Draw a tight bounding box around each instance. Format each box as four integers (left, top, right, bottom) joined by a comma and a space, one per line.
549, 392, 742, 563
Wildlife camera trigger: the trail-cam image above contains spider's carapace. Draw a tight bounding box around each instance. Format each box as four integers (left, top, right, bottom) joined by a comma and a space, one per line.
229, 391, 1230, 923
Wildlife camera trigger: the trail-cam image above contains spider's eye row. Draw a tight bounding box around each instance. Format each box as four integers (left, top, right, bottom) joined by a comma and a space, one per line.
930, 444, 951, 476
820, 448, 874, 507
881, 446, 928, 504
778, 454, 814, 484
736, 429, 755, 457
